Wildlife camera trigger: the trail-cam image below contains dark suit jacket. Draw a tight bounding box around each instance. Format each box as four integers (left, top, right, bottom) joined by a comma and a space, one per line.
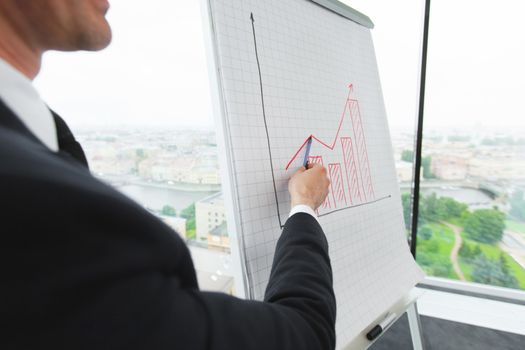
50, 110, 89, 168
0, 99, 336, 349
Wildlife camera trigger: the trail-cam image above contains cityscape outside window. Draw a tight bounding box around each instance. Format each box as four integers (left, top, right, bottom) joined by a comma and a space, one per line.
35, 0, 523, 295
35, 0, 424, 295
411, 0, 525, 291
36, 1, 237, 295
347, 0, 424, 237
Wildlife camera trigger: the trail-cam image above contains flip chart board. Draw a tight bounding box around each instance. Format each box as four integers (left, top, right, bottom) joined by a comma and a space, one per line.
203, 0, 424, 346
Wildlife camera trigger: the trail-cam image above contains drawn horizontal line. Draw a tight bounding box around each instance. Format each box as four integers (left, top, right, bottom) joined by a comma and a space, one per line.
284, 85, 354, 170
318, 195, 391, 217
280, 195, 392, 228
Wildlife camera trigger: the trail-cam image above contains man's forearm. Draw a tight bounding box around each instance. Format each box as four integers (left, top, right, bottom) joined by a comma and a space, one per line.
264, 213, 336, 349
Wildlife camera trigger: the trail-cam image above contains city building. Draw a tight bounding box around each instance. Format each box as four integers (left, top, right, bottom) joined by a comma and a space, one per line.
189, 245, 235, 294
431, 155, 468, 180
208, 222, 229, 251
196, 192, 228, 250
396, 160, 413, 182
469, 156, 525, 180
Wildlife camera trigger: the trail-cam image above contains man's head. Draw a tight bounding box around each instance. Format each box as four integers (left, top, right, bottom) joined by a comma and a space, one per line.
0, 0, 112, 77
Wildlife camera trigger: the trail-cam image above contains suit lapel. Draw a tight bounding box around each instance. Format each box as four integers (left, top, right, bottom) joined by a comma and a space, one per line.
0, 99, 89, 168
50, 110, 89, 168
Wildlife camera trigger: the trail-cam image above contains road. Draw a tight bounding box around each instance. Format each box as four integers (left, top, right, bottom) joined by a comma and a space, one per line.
444, 223, 466, 281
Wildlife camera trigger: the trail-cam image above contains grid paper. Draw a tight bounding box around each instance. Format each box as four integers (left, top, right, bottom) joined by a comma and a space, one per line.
208, 0, 424, 346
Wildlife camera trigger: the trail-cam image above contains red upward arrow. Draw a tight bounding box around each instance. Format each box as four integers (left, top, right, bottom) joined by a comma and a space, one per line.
285, 84, 355, 170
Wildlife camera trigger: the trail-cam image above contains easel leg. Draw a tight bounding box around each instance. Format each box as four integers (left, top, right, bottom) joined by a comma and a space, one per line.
407, 303, 424, 350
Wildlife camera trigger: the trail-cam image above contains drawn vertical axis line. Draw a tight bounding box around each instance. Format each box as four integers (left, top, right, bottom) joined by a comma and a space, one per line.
250, 13, 283, 228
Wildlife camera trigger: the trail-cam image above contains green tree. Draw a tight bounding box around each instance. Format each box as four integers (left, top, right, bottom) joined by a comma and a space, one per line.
415, 193, 428, 223
402, 193, 412, 230
459, 210, 471, 226
464, 209, 506, 244
180, 203, 195, 219
499, 253, 511, 275
432, 262, 453, 278
417, 252, 452, 278
421, 156, 435, 179
470, 254, 518, 289
459, 242, 473, 259
472, 244, 483, 257
415, 251, 431, 267
419, 226, 433, 241
161, 205, 176, 217
186, 229, 196, 240
420, 193, 445, 222
180, 203, 196, 232
401, 150, 414, 163
440, 197, 468, 219
426, 239, 439, 253
418, 194, 469, 224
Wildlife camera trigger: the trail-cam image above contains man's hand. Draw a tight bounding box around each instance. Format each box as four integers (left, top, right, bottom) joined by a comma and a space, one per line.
289, 163, 331, 211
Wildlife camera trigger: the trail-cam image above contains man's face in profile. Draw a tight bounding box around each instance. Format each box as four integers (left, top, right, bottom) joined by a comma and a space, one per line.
3, 0, 112, 52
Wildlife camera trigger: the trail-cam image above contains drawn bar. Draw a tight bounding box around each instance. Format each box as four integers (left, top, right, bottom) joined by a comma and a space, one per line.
308, 155, 333, 209
341, 136, 361, 204
348, 99, 375, 200
329, 163, 347, 207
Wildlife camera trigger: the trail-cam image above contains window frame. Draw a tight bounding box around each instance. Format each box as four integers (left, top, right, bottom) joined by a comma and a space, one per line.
410, 0, 525, 301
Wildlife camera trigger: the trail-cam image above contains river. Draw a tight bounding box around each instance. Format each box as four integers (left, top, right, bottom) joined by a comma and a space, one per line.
118, 183, 493, 213
421, 187, 494, 210
117, 184, 218, 211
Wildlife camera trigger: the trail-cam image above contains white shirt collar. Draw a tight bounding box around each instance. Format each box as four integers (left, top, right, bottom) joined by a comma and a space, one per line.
0, 58, 58, 151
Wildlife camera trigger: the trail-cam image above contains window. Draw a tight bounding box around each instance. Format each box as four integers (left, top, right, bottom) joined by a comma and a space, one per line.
347, 0, 425, 240
35, 0, 236, 295
415, 0, 525, 291
349, 0, 525, 294
35, 0, 525, 297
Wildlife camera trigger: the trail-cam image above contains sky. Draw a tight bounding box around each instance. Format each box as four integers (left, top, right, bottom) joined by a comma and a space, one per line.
36, 0, 213, 129
35, 0, 525, 132
345, 0, 525, 131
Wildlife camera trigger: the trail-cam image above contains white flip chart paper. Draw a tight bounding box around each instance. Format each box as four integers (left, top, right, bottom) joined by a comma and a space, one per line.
206, 0, 424, 346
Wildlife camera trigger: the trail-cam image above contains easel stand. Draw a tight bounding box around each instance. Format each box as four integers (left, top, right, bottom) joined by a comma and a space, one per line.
407, 302, 424, 350
344, 288, 425, 350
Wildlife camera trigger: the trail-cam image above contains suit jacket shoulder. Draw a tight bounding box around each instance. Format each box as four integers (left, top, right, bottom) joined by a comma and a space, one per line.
0, 99, 335, 350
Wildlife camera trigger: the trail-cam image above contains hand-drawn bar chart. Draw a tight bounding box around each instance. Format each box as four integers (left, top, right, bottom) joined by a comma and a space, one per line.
251, 13, 390, 227
210, 5, 425, 344
284, 84, 377, 215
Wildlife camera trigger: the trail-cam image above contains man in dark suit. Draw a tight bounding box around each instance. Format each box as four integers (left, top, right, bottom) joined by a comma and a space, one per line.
0, 1, 336, 349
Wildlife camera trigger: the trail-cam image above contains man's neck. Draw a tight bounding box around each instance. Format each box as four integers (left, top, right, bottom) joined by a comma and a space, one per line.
0, 12, 42, 80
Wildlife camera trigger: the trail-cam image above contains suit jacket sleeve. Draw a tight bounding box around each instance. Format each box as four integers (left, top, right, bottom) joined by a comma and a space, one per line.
148, 213, 336, 350
195, 212, 336, 349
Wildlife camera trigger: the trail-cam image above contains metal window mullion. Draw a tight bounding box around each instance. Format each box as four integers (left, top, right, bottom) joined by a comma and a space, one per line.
411, 0, 432, 257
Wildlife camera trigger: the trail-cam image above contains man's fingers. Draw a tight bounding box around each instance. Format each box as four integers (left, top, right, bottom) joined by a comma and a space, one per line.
309, 163, 328, 178
291, 166, 306, 178
289, 162, 331, 210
